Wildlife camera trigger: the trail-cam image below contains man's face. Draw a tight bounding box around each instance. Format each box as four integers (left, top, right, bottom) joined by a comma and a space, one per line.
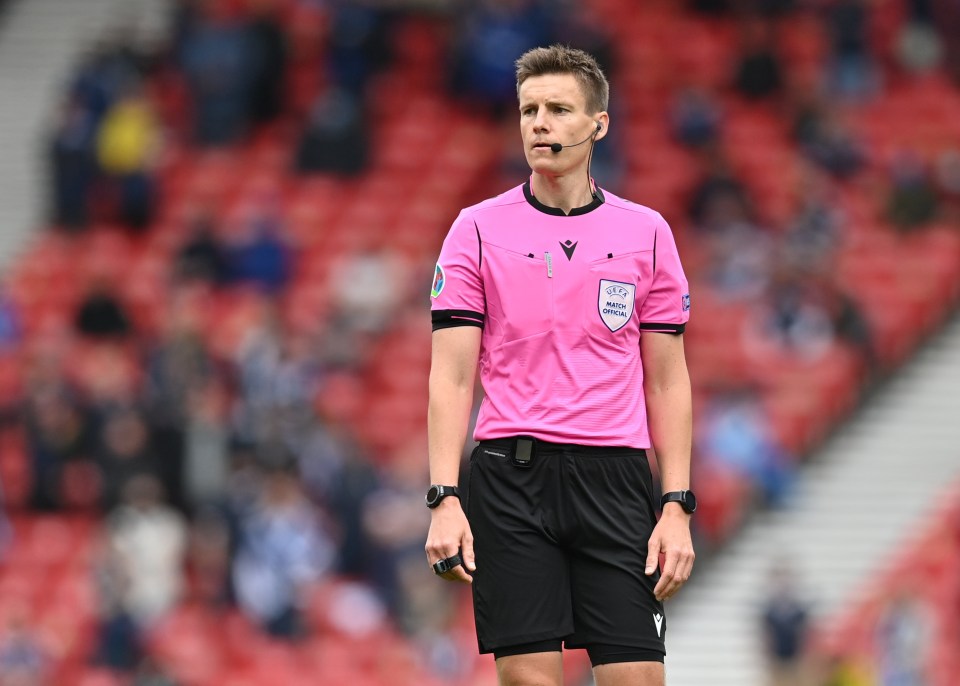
518, 73, 605, 177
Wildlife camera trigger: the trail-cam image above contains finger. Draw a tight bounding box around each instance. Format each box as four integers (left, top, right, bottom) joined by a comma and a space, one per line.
655, 550, 680, 600
644, 535, 661, 576
662, 551, 695, 599
462, 530, 476, 573
443, 565, 473, 584
436, 555, 472, 584
675, 552, 694, 588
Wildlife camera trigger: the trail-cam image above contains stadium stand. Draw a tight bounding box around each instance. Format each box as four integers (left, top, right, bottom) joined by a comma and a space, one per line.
0, 0, 958, 684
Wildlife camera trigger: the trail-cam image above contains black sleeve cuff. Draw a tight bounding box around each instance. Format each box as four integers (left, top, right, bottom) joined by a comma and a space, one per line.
639, 322, 685, 334
432, 309, 485, 331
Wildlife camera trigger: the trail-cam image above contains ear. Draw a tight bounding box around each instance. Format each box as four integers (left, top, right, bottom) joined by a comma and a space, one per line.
594, 112, 610, 141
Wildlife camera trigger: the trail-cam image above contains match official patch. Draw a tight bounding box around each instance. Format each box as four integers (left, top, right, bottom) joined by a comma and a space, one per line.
598, 279, 636, 332
431, 263, 446, 298
682, 293, 691, 312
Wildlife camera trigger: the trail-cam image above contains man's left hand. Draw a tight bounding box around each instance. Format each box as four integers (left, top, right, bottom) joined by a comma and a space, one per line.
645, 506, 695, 601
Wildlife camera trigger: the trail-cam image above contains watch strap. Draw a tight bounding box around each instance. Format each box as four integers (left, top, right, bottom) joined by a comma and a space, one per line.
660, 490, 695, 514
425, 484, 460, 508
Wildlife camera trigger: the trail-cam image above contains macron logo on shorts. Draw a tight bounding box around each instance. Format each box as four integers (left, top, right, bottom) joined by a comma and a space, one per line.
653, 613, 663, 637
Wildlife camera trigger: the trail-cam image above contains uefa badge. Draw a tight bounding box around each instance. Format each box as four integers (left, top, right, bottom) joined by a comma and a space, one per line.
431, 263, 445, 299
598, 279, 636, 332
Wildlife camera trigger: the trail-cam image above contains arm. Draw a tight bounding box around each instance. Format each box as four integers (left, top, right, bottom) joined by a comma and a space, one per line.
641, 331, 695, 601
425, 325, 482, 583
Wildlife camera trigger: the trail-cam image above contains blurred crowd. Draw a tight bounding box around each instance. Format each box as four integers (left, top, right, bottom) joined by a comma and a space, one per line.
1, 0, 959, 684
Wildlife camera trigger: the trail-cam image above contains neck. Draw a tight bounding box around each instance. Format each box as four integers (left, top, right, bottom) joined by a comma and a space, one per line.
530, 171, 594, 215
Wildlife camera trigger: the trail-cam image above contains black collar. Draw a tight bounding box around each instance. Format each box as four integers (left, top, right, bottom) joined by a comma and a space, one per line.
523, 180, 605, 217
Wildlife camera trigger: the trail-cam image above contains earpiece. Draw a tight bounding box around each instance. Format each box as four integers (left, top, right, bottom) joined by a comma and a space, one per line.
595, 121, 602, 133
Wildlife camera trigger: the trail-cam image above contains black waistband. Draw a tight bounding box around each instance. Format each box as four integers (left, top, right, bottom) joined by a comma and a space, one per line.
478, 437, 645, 457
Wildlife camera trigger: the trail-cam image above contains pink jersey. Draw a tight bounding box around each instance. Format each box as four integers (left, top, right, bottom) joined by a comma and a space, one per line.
430, 181, 690, 448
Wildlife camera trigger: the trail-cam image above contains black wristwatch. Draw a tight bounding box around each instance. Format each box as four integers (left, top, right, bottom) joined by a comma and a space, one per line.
425, 485, 460, 509
660, 489, 697, 514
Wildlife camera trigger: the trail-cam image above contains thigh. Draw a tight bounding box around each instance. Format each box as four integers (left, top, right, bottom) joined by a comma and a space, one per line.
593, 661, 665, 686
562, 451, 665, 654
467, 445, 574, 653
496, 651, 563, 686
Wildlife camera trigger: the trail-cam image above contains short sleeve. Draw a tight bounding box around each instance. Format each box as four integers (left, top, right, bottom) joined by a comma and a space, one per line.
638, 215, 690, 334
430, 211, 485, 331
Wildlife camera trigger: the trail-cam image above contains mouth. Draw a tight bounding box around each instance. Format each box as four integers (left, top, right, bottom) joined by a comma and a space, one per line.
532, 142, 554, 151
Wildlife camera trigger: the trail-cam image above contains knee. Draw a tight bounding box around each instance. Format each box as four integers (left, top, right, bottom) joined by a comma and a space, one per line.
496, 659, 562, 686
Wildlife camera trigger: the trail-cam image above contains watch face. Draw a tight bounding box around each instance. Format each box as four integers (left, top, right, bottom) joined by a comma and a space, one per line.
683, 490, 697, 513
426, 486, 440, 506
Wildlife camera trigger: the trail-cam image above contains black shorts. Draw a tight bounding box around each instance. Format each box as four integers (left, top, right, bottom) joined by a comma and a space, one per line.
466, 437, 666, 660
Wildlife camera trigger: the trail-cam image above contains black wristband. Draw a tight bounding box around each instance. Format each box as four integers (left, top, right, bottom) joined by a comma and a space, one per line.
432, 553, 464, 575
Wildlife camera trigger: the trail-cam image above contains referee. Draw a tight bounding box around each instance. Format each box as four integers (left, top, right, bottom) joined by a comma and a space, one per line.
425, 45, 696, 686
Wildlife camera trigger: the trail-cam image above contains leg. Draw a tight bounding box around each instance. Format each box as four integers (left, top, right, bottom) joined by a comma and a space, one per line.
496, 651, 563, 686
593, 661, 665, 686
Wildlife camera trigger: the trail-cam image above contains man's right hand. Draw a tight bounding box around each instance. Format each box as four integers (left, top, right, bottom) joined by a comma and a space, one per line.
425, 498, 476, 584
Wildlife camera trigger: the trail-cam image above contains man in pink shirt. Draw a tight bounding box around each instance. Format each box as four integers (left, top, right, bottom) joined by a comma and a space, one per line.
425, 45, 695, 686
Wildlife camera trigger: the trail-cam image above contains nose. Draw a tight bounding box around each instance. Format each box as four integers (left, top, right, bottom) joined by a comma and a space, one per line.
532, 107, 548, 132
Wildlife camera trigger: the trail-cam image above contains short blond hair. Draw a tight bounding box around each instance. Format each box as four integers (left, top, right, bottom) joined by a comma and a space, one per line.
515, 45, 609, 114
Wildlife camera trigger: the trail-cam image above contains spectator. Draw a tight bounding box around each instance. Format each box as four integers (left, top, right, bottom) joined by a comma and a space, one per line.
95, 406, 161, 511
670, 86, 722, 149
760, 561, 810, 686
698, 389, 794, 506
824, 0, 880, 99
49, 96, 98, 230
246, 0, 287, 125
172, 209, 231, 286
745, 268, 836, 362
106, 474, 188, 626
0, 484, 10, 562
781, 167, 843, 270
182, 378, 230, 507
794, 104, 866, 179
231, 458, 335, 639
359, 444, 439, 627
227, 205, 292, 294
186, 504, 232, 608
294, 87, 370, 176
298, 419, 377, 578
0, 285, 22, 351
688, 146, 755, 231
894, 0, 944, 74
234, 307, 319, 446
328, 238, 411, 337
93, 543, 144, 672
934, 0, 960, 85
326, 0, 392, 96
144, 294, 215, 434
449, 0, 555, 117
875, 590, 930, 686
132, 656, 180, 686
814, 276, 877, 372
0, 609, 47, 685
74, 279, 133, 340
934, 147, 960, 223
178, 0, 254, 146
24, 386, 95, 511
95, 85, 160, 231
886, 150, 939, 231
733, 18, 784, 100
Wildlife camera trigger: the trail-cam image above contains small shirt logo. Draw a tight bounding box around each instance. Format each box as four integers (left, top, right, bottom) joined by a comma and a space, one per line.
682, 293, 691, 312
560, 239, 578, 261
598, 279, 636, 332
431, 263, 445, 298
653, 613, 664, 637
